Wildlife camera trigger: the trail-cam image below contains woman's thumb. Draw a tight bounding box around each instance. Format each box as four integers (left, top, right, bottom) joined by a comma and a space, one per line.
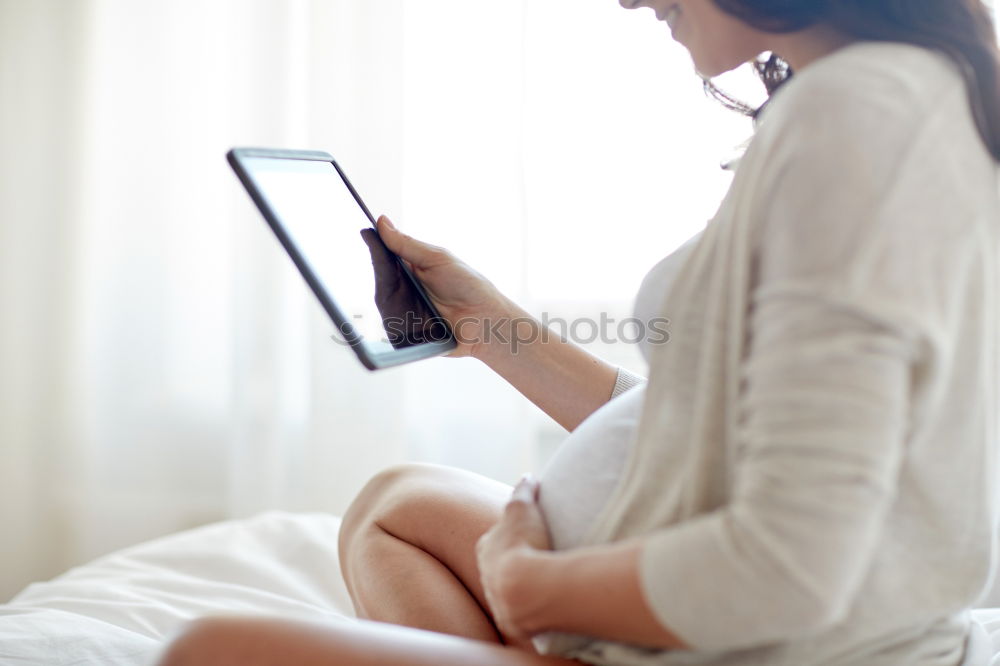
377, 215, 397, 233
376, 216, 434, 266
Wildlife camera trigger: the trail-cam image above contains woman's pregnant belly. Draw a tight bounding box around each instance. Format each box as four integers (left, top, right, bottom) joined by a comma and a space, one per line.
538, 385, 646, 551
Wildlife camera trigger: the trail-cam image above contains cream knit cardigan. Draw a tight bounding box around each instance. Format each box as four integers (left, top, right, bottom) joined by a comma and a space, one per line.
553, 42, 1000, 666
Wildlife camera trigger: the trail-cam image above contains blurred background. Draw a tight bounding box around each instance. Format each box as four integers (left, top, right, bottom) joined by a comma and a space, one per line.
0, 0, 775, 601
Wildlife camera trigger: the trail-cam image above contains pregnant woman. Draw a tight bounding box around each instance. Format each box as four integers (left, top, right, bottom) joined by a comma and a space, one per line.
160, 1, 1000, 664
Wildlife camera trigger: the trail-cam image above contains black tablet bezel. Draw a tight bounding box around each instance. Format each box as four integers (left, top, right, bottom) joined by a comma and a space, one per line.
227, 147, 456, 370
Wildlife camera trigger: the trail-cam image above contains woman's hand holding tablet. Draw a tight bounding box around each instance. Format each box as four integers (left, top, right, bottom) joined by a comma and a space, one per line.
228, 148, 464, 370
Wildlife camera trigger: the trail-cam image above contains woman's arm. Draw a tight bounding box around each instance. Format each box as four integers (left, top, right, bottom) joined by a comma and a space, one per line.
470, 298, 625, 431
377, 216, 633, 431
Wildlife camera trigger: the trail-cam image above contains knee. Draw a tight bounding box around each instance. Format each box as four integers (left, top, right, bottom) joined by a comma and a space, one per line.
339, 463, 437, 558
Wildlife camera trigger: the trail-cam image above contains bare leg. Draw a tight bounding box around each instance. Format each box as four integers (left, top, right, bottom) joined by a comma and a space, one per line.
157, 616, 580, 666
338, 463, 513, 643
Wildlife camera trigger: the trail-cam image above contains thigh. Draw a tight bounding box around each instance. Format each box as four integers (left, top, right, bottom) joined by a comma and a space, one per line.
339, 463, 513, 611
158, 616, 580, 666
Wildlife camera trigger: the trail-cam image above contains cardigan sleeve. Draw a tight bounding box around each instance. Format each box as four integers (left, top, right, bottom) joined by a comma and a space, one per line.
638, 294, 920, 650
633, 72, 962, 651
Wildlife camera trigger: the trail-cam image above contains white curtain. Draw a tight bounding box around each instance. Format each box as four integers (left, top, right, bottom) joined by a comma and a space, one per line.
0, 0, 758, 600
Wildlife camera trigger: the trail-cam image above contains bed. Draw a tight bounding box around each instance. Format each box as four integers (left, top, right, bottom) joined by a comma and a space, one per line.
0, 512, 357, 665
2, 511, 999, 665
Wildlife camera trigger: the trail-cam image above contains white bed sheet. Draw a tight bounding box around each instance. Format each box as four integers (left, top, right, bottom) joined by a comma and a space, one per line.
3, 510, 1000, 665
971, 609, 1000, 666
0, 511, 356, 666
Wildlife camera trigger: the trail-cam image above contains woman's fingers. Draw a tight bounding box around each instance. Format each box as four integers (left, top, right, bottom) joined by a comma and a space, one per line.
511, 474, 538, 502
376, 216, 447, 268
475, 477, 551, 646
491, 476, 550, 554
506, 475, 539, 514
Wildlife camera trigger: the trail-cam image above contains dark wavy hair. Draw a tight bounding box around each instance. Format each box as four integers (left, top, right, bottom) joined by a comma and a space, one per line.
707, 0, 1000, 161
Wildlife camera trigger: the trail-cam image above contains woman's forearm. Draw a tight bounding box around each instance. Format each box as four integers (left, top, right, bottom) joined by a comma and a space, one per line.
472, 299, 620, 431
373, 217, 626, 425
504, 539, 690, 650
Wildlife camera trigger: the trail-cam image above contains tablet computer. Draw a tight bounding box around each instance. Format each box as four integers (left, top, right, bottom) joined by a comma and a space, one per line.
227, 147, 456, 370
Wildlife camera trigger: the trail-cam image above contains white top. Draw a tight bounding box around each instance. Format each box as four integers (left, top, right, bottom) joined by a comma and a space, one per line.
539, 232, 699, 552
534, 230, 697, 657
539, 41, 1000, 666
